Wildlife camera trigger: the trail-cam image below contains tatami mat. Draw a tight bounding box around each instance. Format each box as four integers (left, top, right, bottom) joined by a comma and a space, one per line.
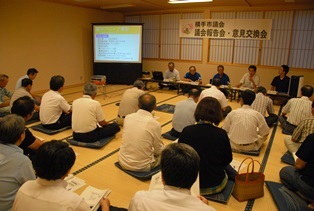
38, 84, 292, 211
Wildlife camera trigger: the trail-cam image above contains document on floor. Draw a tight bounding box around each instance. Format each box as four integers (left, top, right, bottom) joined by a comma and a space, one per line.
80, 186, 112, 211
149, 171, 200, 196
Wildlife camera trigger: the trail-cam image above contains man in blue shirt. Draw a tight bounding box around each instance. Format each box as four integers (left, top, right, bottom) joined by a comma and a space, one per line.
183, 66, 202, 84
212, 65, 230, 85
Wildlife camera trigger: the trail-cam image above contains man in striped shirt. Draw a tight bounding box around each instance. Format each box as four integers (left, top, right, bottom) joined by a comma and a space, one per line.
222, 90, 269, 152
251, 86, 278, 127
284, 100, 314, 160
279, 85, 313, 135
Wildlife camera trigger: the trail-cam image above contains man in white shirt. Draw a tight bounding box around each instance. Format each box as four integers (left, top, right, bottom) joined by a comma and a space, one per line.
251, 86, 278, 127
40, 75, 72, 130
13, 140, 110, 211
223, 90, 269, 152
164, 62, 180, 81
236, 65, 260, 89
72, 83, 120, 142
116, 80, 145, 126
119, 93, 164, 172
15, 68, 38, 91
160, 62, 180, 90
129, 143, 216, 211
10, 78, 40, 115
279, 85, 313, 135
170, 88, 200, 138
199, 78, 231, 117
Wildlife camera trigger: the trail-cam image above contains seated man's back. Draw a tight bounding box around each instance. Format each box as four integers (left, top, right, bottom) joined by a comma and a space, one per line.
171, 88, 200, 137
129, 143, 215, 211
119, 94, 163, 172
117, 80, 144, 126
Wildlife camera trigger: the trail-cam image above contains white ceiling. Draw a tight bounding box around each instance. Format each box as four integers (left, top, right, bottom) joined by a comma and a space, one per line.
41, 0, 314, 13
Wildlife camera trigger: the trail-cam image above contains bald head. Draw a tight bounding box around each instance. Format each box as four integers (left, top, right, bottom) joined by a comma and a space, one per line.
138, 93, 156, 112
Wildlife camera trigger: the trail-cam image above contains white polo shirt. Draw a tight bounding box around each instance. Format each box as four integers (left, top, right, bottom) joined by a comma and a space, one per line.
39, 90, 71, 125
119, 109, 164, 171
118, 87, 144, 118
10, 87, 33, 107
172, 98, 196, 132
13, 178, 90, 211
129, 186, 216, 211
240, 73, 260, 89
164, 68, 180, 81
199, 86, 228, 108
72, 95, 105, 133
15, 75, 28, 91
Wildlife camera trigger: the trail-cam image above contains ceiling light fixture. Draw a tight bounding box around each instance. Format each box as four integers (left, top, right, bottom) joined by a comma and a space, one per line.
100, 4, 136, 9
168, 0, 213, 4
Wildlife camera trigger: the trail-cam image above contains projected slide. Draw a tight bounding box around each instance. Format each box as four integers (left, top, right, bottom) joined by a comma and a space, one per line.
94, 25, 142, 63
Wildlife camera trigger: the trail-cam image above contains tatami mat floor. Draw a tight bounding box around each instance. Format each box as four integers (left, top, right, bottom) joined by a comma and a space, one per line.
29, 83, 291, 211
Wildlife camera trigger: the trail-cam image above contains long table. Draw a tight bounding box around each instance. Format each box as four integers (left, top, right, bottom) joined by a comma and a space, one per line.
139, 78, 292, 104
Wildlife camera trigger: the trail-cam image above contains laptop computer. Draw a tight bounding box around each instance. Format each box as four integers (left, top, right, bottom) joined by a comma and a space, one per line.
152, 71, 164, 81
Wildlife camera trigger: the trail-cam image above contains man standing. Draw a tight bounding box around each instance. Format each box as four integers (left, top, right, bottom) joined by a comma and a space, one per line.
119, 93, 164, 172
0, 74, 12, 116
236, 65, 260, 89
116, 80, 145, 126
129, 143, 215, 211
251, 86, 278, 127
40, 75, 72, 130
279, 85, 313, 135
72, 83, 120, 142
212, 65, 230, 85
170, 88, 200, 138
271, 65, 290, 93
223, 90, 269, 152
199, 78, 231, 117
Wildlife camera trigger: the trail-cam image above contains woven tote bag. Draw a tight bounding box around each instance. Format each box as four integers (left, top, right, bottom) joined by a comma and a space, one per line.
232, 157, 265, 202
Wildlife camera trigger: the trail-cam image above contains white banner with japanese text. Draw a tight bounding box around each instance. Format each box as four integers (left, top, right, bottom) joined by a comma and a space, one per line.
180, 19, 272, 40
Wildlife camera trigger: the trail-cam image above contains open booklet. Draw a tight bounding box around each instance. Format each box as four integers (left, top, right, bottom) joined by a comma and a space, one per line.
80, 186, 111, 211
65, 174, 111, 211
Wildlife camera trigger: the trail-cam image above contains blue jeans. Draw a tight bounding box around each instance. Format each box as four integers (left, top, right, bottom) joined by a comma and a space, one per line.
280, 166, 314, 200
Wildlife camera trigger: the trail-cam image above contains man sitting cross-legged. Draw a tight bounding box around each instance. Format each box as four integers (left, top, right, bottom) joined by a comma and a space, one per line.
129, 143, 216, 211
11, 96, 43, 162
40, 75, 72, 130
72, 83, 120, 142
170, 88, 200, 138
13, 140, 110, 211
222, 90, 269, 152
251, 86, 278, 127
119, 93, 164, 172
116, 80, 145, 126
0, 114, 36, 211
279, 85, 313, 135
199, 78, 232, 118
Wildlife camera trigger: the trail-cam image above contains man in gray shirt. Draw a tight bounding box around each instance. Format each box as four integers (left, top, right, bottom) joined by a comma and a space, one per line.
170, 88, 200, 138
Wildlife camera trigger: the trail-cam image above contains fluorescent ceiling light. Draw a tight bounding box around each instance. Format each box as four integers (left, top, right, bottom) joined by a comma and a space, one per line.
169, 0, 213, 4
100, 4, 136, 9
